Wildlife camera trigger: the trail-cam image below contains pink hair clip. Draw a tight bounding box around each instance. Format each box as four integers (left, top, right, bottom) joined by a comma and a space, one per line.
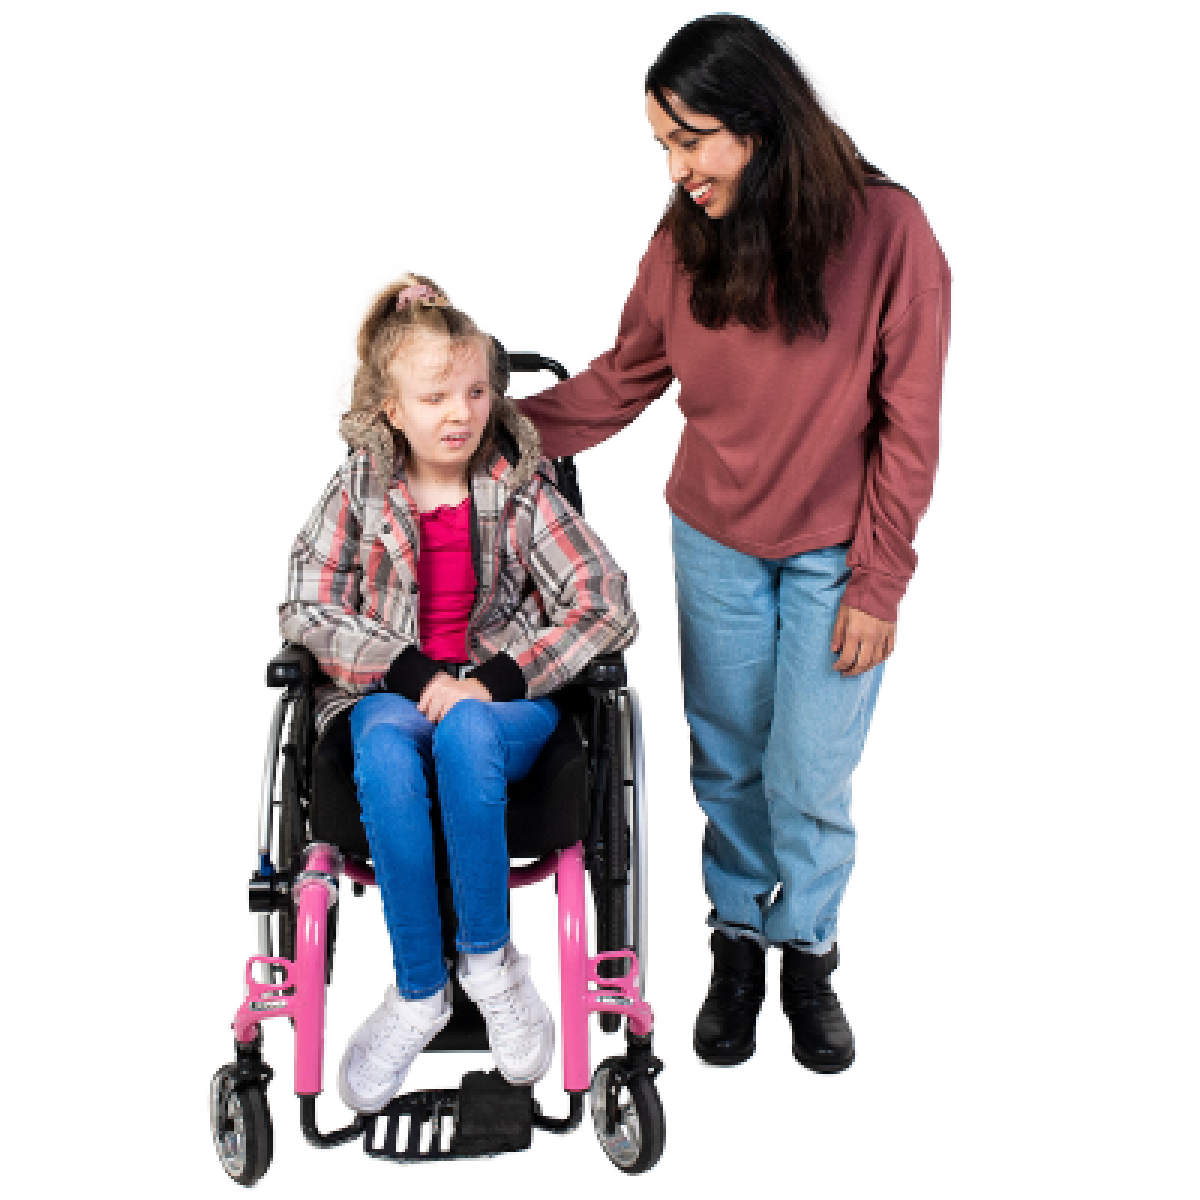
396, 284, 442, 311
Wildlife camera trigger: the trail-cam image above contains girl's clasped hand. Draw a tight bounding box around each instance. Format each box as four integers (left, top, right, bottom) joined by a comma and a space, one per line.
417, 673, 491, 722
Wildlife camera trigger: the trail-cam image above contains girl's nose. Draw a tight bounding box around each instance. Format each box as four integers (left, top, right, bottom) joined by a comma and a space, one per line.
668, 148, 689, 185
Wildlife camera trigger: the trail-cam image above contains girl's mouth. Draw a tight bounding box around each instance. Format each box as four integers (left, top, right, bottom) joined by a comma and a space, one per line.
442, 431, 471, 447
689, 183, 714, 206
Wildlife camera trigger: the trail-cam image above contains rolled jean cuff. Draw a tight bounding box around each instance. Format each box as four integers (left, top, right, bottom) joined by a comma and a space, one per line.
708, 914, 836, 957
775, 938, 837, 962
706, 912, 767, 949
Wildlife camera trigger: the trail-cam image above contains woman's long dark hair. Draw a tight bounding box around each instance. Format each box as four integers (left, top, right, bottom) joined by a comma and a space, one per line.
646, 15, 864, 342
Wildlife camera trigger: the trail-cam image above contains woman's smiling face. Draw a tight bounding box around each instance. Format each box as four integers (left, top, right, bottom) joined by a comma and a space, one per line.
646, 89, 755, 220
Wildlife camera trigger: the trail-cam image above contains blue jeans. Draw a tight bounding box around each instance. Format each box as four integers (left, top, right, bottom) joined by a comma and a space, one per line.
671, 514, 884, 954
349, 692, 559, 999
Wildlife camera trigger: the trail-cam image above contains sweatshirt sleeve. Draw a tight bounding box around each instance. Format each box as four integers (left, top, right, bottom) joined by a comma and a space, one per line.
842, 278, 951, 622
278, 467, 416, 690
519, 237, 676, 457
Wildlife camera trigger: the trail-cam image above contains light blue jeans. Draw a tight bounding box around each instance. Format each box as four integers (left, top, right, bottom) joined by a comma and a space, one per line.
350, 692, 559, 999
671, 514, 884, 955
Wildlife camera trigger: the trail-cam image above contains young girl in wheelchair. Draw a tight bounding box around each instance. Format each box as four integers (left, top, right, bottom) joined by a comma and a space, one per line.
279, 276, 637, 1114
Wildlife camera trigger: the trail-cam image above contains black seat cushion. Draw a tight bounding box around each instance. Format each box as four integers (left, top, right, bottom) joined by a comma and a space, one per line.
309, 701, 589, 862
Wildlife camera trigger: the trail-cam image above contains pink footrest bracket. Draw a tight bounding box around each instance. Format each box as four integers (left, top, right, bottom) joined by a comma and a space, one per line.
233, 956, 297, 1042
587, 950, 641, 993
584, 950, 654, 1037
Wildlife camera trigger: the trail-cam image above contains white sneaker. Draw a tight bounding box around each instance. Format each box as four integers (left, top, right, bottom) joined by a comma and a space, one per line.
337, 982, 452, 1113
459, 943, 555, 1086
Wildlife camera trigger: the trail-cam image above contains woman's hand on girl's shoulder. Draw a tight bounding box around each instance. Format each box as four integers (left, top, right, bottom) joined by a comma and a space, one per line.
417, 674, 492, 723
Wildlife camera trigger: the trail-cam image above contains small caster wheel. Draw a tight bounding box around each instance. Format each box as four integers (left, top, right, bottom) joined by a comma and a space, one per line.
210, 1065, 273, 1186
589, 1056, 665, 1174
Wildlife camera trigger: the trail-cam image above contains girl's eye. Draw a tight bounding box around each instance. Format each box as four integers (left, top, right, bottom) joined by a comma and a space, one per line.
680, 139, 699, 150
424, 389, 486, 403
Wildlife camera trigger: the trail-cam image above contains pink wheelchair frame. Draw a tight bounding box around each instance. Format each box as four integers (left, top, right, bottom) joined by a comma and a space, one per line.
212, 655, 663, 1183
233, 842, 652, 1099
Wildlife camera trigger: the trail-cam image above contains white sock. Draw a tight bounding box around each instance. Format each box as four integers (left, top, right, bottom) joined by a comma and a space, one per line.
407, 987, 450, 1020
463, 946, 506, 977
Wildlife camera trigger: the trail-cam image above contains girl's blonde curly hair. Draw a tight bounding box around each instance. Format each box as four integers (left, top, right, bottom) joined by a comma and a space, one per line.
339, 273, 504, 478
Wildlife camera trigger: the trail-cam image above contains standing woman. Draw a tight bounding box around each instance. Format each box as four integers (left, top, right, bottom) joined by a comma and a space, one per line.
521, 15, 949, 1073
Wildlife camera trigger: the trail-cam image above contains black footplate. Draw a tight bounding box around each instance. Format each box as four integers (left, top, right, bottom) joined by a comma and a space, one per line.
364, 1070, 533, 1162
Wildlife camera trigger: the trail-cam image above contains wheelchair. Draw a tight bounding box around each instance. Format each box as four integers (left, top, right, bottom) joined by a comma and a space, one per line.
210, 353, 663, 1184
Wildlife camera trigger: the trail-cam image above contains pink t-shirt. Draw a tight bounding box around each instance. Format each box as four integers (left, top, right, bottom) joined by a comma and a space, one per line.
417, 498, 476, 662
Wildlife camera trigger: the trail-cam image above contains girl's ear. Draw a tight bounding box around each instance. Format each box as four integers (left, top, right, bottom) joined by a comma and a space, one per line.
382, 395, 400, 428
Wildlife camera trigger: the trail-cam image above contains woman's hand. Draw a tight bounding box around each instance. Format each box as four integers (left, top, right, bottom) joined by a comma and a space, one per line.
831, 603, 896, 676
418, 674, 492, 723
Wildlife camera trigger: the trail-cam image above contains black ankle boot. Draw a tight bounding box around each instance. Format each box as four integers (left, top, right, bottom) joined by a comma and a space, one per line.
694, 930, 766, 1066
780, 944, 854, 1073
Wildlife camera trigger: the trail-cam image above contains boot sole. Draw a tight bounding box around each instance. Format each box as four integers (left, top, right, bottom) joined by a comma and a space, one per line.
693, 1034, 756, 1067
792, 1046, 855, 1074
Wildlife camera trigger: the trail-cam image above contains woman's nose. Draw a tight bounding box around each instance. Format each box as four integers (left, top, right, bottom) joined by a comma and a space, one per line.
668, 148, 689, 185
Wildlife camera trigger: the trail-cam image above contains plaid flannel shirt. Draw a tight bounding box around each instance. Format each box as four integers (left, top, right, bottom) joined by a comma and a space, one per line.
280, 431, 637, 734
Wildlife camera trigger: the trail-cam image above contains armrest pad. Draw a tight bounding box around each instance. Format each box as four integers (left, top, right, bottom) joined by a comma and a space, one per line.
585, 652, 626, 687
284, 648, 627, 697
267, 644, 319, 689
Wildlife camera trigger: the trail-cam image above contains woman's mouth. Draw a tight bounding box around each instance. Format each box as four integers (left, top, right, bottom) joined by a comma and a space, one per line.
688, 182, 714, 206
442, 431, 471, 448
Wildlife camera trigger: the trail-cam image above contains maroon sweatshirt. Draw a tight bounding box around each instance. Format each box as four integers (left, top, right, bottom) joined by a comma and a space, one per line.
519, 179, 951, 622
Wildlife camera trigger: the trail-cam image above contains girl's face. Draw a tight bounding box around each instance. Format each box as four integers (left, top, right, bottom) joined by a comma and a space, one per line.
646, 89, 755, 219
384, 333, 491, 482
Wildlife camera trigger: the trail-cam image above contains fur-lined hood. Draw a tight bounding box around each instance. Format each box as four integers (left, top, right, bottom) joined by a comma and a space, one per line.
485, 393, 544, 494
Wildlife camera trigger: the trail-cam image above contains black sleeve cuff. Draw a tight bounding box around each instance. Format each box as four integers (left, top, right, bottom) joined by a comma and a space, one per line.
467, 652, 527, 703
384, 646, 444, 702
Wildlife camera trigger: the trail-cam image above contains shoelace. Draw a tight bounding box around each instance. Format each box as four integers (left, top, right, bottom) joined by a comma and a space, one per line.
480, 983, 541, 1049
364, 1010, 436, 1068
